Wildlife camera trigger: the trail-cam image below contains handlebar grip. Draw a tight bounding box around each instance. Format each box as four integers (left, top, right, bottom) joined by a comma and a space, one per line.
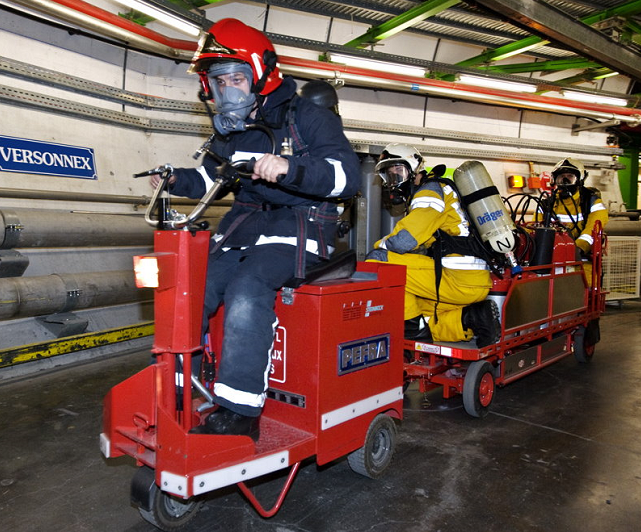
133, 164, 173, 178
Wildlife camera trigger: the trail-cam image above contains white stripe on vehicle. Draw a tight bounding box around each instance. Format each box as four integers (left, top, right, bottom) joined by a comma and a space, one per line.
321, 387, 402, 430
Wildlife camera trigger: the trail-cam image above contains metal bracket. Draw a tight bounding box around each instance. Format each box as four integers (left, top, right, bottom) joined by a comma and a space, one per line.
36, 312, 89, 338
0, 249, 29, 277
280, 287, 295, 306
0, 210, 23, 249
572, 118, 620, 135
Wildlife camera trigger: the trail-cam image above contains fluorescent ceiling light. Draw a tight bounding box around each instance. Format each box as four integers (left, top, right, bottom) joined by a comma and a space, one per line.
326, 53, 425, 77
562, 91, 628, 107
113, 0, 201, 37
459, 74, 537, 93
593, 71, 619, 80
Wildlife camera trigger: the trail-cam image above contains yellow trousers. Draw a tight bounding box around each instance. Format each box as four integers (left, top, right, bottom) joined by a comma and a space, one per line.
369, 252, 491, 342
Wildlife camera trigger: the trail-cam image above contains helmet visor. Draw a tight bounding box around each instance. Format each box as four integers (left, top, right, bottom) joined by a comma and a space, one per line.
208, 63, 255, 115
376, 160, 410, 186
553, 171, 579, 187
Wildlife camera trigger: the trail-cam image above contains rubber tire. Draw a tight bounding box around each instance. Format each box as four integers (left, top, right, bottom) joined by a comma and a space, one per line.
138, 483, 203, 531
573, 325, 595, 363
347, 414, 397, 479
463, 360, 495, 418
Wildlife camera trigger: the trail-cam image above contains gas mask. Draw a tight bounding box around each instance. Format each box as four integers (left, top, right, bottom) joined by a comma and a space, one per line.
553, 172, 579, 198
208, 63, 257, 136
379, 163, 412, 206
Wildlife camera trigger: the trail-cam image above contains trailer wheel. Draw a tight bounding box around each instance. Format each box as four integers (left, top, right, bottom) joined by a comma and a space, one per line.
463, 361, 495, 418
347, 414, 397, 479
139, 483, 203, 531
573, 324, 596, 363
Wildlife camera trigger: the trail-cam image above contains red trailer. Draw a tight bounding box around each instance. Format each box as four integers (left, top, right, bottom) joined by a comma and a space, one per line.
403, 224, 606, 418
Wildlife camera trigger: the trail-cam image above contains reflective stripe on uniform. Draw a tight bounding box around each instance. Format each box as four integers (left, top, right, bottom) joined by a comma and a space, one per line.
254, 235, 335, 255
214, 382, 266, 408
591, 202, 606, 212
578, 233, 593, 245
325, 158, 347, 197
196, 166, 216, 192
557, 213, 584, 223
442, 255, 489, 270
410, 195, 445, 212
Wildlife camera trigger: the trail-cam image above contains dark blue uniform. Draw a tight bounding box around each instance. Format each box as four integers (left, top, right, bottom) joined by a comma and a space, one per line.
169, 76, 361, 416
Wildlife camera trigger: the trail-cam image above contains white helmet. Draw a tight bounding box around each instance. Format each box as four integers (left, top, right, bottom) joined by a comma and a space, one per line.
551, 157, 586, 187
375, 143, 424, 186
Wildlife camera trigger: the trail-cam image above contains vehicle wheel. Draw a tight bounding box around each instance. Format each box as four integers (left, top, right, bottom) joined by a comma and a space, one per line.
462, 360, 495, 418
573, 324, 596, 363
139, 482, 203, 531
347, 414, 397, 479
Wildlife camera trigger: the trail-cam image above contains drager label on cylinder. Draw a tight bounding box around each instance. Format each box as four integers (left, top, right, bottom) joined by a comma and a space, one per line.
476, 209, 504, 226
338, 334, 389, 375
0, 135, 97, 179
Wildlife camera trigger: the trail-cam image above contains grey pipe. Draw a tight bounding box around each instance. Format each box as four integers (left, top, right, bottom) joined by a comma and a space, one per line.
0, 187, 233, 207
0, 208, 226, 249
0, 270, 149, 320
604, 220, 641, 237
8, 0, 193, 61
0, 209, 154, 248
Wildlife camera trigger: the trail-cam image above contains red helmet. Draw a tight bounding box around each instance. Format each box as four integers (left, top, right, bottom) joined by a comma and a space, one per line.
190, 18, 282, 96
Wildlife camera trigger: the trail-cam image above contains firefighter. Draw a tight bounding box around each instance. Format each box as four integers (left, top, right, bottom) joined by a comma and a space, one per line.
366, 143, 500, 347
151, 19, 361, 439
541, 157, 608, 284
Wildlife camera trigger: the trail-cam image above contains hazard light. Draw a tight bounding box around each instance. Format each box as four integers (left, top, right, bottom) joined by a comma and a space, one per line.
133, 256, 160, 288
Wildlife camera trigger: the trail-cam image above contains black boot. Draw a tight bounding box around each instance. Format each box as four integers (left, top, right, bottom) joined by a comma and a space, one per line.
190, 406, 260, 441
462, 300, 501, 348
404, 315, 433, 341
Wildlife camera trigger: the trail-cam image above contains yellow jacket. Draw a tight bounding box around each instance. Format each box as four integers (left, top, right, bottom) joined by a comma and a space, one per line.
537, 187, 608, 253
374, 180, 487, 270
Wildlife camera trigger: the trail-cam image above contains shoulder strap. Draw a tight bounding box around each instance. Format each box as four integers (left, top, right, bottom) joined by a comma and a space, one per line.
286, 95, 310, 156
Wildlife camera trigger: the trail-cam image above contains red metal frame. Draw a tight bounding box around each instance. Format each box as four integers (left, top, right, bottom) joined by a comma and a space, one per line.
101, 235, 406, 515
403, 224, 606, 403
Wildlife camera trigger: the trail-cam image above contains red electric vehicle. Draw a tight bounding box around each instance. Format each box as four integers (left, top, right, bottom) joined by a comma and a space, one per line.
100, 162, 406, 530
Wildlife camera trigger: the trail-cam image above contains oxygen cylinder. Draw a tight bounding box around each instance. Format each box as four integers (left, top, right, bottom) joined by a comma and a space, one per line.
453, 161, 521, 271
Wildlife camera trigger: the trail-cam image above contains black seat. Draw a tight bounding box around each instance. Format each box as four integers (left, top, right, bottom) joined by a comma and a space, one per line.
283, 249, 357, 289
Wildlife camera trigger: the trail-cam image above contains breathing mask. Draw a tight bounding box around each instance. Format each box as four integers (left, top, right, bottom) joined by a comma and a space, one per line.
551, 158, 585, 199
377, 161, 412, 205
208, 62, 257, 135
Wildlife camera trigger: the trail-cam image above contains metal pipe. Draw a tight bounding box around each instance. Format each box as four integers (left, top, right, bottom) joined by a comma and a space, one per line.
0, 207, 229, 249
7, 0, 196, 60
0, 187, 233, 207
0, 208, 154, 248
0, 270, 149, 320
279, 56, 641, 123
604, 219, 641, 236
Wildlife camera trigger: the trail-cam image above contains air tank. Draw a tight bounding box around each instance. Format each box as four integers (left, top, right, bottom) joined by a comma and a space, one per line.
453, 160, 520, 271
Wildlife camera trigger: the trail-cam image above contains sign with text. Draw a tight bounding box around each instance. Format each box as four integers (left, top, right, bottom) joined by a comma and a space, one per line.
0, 135, 97, 179
269, 326, 286, 383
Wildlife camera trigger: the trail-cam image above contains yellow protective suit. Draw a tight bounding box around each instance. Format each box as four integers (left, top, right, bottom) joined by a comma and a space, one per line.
537, 186, 608, 285
367, 179, 491, 342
